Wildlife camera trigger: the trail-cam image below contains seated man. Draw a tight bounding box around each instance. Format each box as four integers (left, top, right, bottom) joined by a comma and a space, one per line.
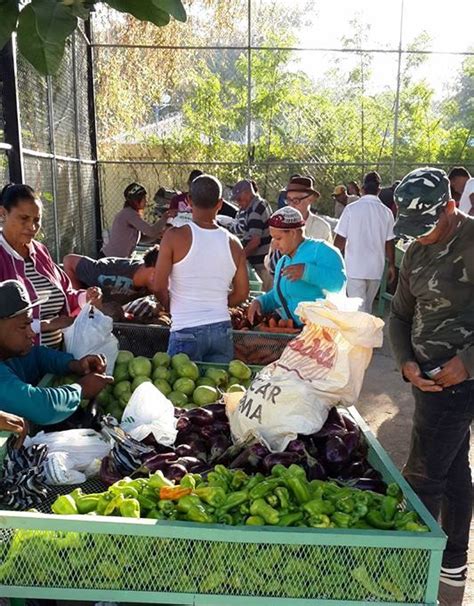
0, 280, 113, 426
63, 246, 159, 305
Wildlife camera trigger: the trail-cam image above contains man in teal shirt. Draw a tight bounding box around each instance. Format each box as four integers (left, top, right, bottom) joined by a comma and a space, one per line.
248, 207, 346, 326
0, 280, 113, 425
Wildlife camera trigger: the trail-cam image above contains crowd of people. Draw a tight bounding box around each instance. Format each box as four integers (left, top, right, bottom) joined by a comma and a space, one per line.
0, 162, 473, 598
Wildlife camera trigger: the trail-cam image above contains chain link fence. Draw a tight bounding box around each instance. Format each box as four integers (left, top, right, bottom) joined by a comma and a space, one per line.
1, 31, 98, 262
92, 0, 474, 226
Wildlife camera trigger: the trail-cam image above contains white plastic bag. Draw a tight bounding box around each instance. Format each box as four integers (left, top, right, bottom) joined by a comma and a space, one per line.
63, 303, 119, 374
230, 299, 384, 452
25, 429, 111, 470
120, 382, 177, 446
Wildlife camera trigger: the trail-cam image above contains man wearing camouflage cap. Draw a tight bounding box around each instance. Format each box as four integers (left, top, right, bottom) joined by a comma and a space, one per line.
389, 167, 474, 594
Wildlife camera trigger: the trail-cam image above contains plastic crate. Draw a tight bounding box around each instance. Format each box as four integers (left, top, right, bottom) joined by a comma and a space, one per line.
0, 407, 445, 605
113, 323, 296, 366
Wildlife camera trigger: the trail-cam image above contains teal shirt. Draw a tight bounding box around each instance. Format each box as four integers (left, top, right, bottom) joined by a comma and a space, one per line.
0, 347, 81, 425
258, 239, 346, 325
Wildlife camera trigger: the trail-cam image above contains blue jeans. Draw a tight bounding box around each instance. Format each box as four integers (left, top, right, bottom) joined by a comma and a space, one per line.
167, 321, 234, 363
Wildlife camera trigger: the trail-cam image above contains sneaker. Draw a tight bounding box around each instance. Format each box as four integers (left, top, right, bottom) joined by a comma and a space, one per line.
439, 564, 467, 587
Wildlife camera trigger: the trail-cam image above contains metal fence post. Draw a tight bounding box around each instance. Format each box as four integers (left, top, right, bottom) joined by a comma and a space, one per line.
71, 32, 85, 253
391, 0, 405, 183
0, 38, 24, 183
85, 19, 103, 257
46, 75, 60, 263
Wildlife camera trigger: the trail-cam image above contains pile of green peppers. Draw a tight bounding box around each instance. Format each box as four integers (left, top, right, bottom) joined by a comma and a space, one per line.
51, 464, 428, 532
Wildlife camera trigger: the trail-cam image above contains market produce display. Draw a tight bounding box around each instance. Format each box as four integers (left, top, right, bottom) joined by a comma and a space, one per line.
52, 463, 428, 531
93, 352, 253, 418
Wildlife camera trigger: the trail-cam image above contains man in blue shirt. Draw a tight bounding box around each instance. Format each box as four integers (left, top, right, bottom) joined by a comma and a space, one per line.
0, 280, 113, 425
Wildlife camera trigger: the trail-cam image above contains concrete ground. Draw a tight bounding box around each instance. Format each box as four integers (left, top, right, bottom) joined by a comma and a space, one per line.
359, 333, 473, 606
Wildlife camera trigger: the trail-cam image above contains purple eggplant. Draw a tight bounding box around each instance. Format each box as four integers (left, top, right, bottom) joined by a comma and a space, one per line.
142, 452, 178, 473
312, 423, 347, 440
209, 434, 231, 463
263, 451, 303, 472
339, 412, 358, 433
326, 407, 346, 428
183, 408, 214, 427
174, 407, 186, 418
165, 463, 188, 483
324, 435, 350, 465
349, 477, 387, 494
337, 460, 366, 480
285, 439, 307, 457
181, 436, 208, 462
304, 459, 327, 480
229, 442, 270, 470
174, 444, 193, 458
174, 457, 204, 472
341, 431, 359, 456
364, 467, 383, 481
99, 456, 122, 486
202, 403, 227, 421
176, 416, 191, 434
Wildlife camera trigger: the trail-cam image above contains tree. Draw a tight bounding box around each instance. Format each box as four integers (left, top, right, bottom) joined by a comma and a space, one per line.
0, 0, 186, 75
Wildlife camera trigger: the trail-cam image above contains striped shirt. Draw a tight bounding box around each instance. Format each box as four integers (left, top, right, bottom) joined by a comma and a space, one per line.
24, 259, 66, 348
230, 195, 272, 266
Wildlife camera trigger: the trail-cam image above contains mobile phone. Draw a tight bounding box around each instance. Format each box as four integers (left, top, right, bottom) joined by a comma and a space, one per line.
425, 367, 442, 379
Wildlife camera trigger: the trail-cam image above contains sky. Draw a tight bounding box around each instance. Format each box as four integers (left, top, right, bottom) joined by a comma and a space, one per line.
286, 0, 474, 99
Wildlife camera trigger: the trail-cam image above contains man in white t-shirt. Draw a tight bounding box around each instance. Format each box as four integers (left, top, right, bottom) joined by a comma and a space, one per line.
334, 171, 396, 314
448, 166, 474, 215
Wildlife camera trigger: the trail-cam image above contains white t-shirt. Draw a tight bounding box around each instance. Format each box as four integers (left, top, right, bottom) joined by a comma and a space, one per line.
335, 195, 395, 280
305, 212, 333, 242
459, 178, 474, 215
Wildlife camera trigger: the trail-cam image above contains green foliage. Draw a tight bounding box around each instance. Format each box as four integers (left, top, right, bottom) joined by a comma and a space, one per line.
0, 0, 187, 75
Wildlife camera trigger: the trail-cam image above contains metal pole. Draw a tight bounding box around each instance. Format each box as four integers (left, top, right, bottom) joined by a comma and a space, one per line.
246, 0, 252, 177
360, 49, 366, 176
46, 75, 61, 263
85, 18, 103, 257
0, 37, 24, 183
71, 32, 85, 253
391, 0, 405, 183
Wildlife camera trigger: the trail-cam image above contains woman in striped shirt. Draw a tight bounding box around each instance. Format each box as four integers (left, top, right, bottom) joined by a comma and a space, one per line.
0, 184, 101, 347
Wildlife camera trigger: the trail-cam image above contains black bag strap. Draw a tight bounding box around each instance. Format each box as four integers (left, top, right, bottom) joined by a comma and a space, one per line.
275, 258, 294, 322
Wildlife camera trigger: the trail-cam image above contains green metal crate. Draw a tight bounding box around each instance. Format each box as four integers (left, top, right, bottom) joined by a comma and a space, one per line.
0, 407, 445, 605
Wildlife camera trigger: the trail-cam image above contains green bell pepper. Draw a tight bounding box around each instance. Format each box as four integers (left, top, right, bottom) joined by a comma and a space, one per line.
246, 515, 264, 525
303, 498, 335, 517
146, 508, 165, 520
394, 510, 418, 529
176, 494, 202, 513
119, 497, 141, 518
137, 494, 156, 512
386, 482, 403, 502
194, 486, 226, 507
381, 495, 399, 522
217, 490, 249, 513
250, 499, 279, 525
104, 493, 125, 516
186, 504, 213, 523
207, 471, 229, 491
331, 511, 352, 528
157, 499, 176, 514
76, 494, 100, 514
366, 510, 395, 530
180, 474, 196, 490
52, 495, 78, 515
265, 494, 279, 507
245, 472, 265, 492
335, 495, 355, 514
402, 521, 429, 532
148, 470, 173, 490
278, 512, 304, 527
308, 514, 331, 528
274, 486, 290, 510
249, 478, 280, 500
231, 469, 249, 490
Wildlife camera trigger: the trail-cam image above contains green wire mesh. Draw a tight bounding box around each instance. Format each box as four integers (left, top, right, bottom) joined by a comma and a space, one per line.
0, 529, 430, 602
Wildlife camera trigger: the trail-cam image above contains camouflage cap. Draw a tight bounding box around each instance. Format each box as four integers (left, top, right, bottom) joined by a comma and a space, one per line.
394, 167, 450, 240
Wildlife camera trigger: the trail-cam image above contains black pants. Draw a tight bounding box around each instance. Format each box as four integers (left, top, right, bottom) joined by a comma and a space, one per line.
404, 381, 474, 568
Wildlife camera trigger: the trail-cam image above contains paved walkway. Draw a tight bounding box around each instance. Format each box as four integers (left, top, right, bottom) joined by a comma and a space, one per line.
359, 336, 473, 606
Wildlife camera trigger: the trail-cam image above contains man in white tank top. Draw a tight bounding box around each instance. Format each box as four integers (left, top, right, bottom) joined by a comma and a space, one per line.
153, 175, 249, 362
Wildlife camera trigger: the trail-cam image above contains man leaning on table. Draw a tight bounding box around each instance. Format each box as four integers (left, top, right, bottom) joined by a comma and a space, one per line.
0, 280, 113, 426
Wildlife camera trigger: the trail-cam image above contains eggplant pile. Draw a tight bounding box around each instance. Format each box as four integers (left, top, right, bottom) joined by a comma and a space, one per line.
0, 439, 49, 508
218, 408, 386, 494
